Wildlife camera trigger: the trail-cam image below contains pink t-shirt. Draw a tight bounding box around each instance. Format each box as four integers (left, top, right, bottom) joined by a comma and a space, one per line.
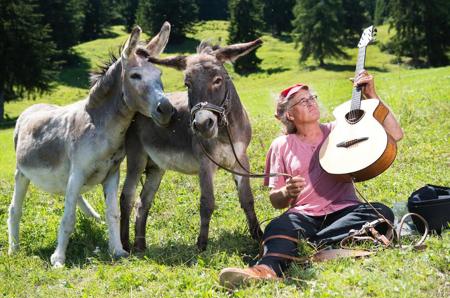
264, 122, 360, 216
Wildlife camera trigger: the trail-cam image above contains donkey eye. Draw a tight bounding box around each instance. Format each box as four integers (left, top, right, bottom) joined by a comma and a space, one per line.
130, 73, 142, 80
213, 77, 222, 85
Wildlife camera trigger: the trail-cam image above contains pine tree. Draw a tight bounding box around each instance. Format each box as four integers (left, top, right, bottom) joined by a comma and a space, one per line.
0, 0, 58, 122
81, 0, 113, 41
292, 0, 348, 66
36, 0, 84, 56
374, 0, 387, 25
228, 0, 262, 74
262, 0, 296, 36
387, 0, 450, 66
120, 0, 139, 31
136, 0, 198, 43
198, 0, 228, 20
341, 0, 371, 47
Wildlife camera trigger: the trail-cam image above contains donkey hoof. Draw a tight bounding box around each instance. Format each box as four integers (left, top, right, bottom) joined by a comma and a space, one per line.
196, 239, 207, 252
8, 245, 19, 255
252, 227, 264, 241
112, 248, 129, 259
133, 238, 147, 253
133, 244, 146, 253
50, 253, 65, 268
122, 242, 131, 253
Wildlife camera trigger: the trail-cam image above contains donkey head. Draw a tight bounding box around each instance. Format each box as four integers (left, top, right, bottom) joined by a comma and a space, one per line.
148, 39, 262, 138
121, 23, 174, 126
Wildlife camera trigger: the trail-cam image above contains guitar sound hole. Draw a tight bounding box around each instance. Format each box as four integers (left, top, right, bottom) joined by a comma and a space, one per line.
345, 109, 365, 124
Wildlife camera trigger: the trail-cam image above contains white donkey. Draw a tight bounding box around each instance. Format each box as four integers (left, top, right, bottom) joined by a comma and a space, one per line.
8, 23, 174, 267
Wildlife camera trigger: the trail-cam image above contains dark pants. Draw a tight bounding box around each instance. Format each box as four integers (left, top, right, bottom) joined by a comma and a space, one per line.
257, 203, 394, 276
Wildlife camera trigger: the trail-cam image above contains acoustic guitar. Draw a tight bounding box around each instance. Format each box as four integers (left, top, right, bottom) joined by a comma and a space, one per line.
319, 26, 397, 182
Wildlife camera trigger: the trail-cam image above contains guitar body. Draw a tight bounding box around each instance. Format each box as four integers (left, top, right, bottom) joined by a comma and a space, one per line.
319, 98, 397, 182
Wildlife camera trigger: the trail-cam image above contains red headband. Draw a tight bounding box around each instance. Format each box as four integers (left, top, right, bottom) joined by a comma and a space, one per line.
280, 83, 309, 99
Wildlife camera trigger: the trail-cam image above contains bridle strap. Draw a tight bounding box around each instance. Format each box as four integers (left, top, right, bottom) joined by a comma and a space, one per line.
190, 82, 230, 127
199, 140, 290, 178
193, 79, 291, 179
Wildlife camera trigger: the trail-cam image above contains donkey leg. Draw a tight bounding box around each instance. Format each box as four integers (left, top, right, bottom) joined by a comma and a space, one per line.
77, 196, 101, 222
51, 171, 84, 267
197, 164, 216, 251
120, 153, 147, 252
134, 166, 164, 252
8, 169, 30, 254
233, 155, 263, 241
103, 169, 129, 259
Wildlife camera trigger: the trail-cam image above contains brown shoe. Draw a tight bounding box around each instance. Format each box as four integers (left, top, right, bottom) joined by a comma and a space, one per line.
219, 264, 280, 289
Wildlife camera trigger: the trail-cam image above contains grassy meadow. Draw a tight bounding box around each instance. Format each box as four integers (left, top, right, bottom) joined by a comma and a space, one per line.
0, 21, 449, 297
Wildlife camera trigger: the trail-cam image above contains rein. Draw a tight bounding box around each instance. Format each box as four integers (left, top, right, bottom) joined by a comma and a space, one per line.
190, 80, 291, 179
189, 80, 429, 260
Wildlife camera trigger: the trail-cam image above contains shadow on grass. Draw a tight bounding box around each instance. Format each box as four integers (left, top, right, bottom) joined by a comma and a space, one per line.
0, 117, 18, 130
165, 37, 202, 54
270, 33, 294, 43
262, 67, 291, 75
284, 263, 318, 290
304, 63, 388, 73
29, 215, 111, 268
56, 51, 92, 89
134, 230, 259, 267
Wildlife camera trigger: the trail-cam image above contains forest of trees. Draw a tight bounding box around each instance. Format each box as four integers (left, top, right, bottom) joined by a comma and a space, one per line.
0, 0, 449, 122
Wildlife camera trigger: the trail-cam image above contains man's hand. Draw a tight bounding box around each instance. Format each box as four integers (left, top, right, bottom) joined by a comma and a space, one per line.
269, 175, 307, 209
350, 69, 403, 141
352, 69, 379, 99
285, 175, 306, 198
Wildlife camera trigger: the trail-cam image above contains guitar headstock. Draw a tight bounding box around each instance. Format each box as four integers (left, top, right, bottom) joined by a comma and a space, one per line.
358, 25, 377, 48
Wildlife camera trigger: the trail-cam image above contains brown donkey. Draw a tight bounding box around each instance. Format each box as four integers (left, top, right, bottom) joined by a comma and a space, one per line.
120, 39, 264, 252
8, 23, 174, 267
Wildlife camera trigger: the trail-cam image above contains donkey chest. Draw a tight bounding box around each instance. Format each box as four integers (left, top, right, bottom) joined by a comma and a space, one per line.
82, 140, 126, 186
210, 141, 247, 168
145, 146, 199, 174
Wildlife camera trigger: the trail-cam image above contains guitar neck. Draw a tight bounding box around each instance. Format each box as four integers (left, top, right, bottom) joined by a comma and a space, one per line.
350, 46, 367, 111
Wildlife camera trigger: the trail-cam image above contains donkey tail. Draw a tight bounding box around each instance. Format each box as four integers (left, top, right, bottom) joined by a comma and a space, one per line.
77, 196, 101, 222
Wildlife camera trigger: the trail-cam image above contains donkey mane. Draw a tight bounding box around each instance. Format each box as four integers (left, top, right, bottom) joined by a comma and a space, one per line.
196, 40, 221, 55
90, 42, 153, 88
89, 48, 121, 88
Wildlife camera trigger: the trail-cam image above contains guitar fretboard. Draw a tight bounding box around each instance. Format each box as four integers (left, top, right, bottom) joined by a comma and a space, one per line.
350, 46, 367, 111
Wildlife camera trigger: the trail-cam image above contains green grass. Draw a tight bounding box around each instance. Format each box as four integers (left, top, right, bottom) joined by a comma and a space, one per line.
0, 21, 449, 297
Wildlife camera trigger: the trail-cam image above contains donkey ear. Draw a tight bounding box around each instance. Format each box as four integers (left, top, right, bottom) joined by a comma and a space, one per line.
213, 38, 263, 63
146, 22, 171, 57
122, 26, 142, 60
148, 55, 187, 71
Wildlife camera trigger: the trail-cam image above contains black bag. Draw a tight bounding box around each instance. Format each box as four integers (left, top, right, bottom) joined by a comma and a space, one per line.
407, 184, 450, 234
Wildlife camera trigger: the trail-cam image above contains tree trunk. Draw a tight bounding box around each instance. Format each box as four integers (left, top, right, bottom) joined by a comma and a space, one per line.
319, 58, 325, 67
0, 89, 4, 123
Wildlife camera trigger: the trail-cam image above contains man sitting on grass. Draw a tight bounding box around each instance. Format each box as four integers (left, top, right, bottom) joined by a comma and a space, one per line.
219, 70, 403, 288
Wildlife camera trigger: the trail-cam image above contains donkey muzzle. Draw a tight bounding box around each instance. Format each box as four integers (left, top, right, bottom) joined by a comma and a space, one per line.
192, 110, 218, 139
153, 98, 175, 126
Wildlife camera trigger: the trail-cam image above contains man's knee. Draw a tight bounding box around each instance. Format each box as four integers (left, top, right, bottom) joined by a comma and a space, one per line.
263, 215, 295, 239
370, 202, 394, 223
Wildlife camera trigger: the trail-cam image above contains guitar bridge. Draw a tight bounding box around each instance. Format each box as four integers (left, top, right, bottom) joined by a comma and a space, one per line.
336, 137, 369, 148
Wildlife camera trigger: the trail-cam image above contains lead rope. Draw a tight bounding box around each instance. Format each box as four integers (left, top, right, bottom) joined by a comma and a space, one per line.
199, 140, 291, 179
341, 185, 429, 250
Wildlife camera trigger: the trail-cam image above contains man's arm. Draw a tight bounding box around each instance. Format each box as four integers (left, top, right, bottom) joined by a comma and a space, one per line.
269, 186, 292, 209
354, 70, 404, 142
269, 176, 306, 209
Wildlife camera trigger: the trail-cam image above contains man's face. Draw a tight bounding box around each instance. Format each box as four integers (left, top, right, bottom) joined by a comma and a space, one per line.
286, 89, 320, 124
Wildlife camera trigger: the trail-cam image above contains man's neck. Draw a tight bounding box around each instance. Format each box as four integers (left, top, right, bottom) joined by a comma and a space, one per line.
295, 121, 323, 144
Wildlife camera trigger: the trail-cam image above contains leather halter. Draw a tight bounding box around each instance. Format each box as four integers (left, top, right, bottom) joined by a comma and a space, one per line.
190, 79, 291, 179
190, 84, 230, 128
